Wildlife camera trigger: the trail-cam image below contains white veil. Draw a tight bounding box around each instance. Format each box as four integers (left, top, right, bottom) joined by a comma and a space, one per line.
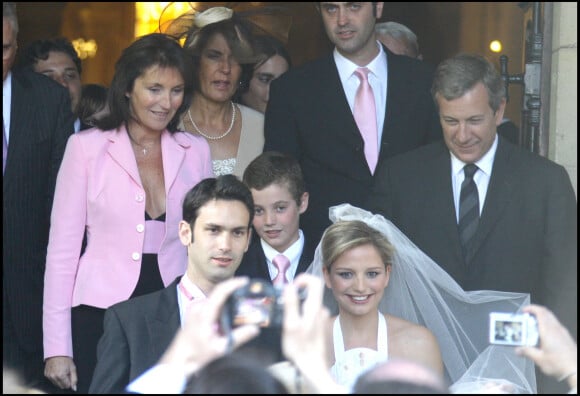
306, 204, 537, 393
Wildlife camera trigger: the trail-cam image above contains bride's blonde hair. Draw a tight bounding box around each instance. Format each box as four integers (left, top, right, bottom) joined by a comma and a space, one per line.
321, 220, 395, 271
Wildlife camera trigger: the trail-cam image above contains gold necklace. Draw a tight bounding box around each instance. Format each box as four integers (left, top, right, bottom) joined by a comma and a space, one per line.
188, 102, 236, 140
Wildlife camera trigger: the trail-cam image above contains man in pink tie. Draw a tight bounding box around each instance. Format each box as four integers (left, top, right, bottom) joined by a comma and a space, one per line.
264, 2, 441, 257
353, 66, 379, 173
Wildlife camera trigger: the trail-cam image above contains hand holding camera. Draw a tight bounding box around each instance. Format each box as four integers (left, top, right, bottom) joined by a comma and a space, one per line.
279, 274, 345, 393
220, 275, 344, 393
281, 273, 329, 366
515, 304, 577, 389
220, 278, 307, 332
158, 277, 260, 378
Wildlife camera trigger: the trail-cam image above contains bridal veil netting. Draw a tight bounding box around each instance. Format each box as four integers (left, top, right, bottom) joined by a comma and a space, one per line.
306, 204, 537, 393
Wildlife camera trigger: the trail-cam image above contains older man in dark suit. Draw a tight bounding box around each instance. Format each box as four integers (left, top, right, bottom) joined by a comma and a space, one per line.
264, 2, 441, 257
3, 3, 74, 392
369, 53, 576, 394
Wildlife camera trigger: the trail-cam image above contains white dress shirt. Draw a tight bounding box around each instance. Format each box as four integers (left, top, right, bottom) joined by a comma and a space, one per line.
451, 135, 498, 221
3, 72, 12, 143
261, 229, 305, 283
334, 41, 388, 145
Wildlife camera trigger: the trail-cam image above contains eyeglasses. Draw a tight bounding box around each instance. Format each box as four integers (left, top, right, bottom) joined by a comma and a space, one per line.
3, 42, 17, 59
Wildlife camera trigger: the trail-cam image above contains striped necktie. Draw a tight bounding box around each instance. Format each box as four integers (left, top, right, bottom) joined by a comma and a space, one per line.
458, 164, 479, 260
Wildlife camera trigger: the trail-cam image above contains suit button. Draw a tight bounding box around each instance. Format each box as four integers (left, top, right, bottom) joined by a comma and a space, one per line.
135, 193, 144, 202
136, 224, 144, 233
132, 252, 140, 261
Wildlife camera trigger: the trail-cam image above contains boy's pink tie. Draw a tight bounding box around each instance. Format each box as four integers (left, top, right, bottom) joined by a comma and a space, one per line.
272, 254, 290, 287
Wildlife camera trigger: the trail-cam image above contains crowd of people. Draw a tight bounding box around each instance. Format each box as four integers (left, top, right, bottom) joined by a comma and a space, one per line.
3, 2, 576, 395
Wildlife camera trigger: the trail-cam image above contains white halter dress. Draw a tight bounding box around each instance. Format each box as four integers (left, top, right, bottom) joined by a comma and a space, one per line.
330, 312, 389, 390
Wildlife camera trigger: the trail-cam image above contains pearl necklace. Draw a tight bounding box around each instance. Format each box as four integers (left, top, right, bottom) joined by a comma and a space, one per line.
188, 102, 236, 140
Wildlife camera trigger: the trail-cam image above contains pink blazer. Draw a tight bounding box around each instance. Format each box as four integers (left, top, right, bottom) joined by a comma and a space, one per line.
43, 127, 213, 358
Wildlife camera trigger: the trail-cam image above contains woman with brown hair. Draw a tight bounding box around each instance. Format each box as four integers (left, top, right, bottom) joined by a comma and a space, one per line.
165, 6, 265, 178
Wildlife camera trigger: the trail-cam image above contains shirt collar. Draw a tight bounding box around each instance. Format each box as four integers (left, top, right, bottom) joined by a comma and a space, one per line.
179, 274, 207, 301
450, 134, 498, 177
334, 41, 386, 85
3, 72, 12, 134
261, 229, 304, 265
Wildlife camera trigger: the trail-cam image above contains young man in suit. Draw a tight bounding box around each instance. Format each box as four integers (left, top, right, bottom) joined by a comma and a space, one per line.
17, 37, 87, 132
89, 175, 255, 393
3, 3, 75, 392
264, 2, 441, 257
236, 151, 311, 285
368, 53, 576, 393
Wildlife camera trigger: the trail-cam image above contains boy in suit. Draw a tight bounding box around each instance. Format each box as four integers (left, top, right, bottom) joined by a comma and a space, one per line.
236, 151, 311, 285
89, 175, 255, 393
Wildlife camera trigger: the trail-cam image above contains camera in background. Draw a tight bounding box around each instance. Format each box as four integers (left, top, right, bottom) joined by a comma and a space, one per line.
489, 312, 539, 347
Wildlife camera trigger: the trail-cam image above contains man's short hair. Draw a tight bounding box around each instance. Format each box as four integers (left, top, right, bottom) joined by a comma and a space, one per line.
3, 3, 19, 35
375, 21, 419, 58
182, 175, 255, 229
353, 358, 449, 394
18, 37, 82, 75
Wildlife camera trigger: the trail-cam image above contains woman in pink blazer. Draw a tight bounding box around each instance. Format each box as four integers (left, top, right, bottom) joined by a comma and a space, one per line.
42, 34, 213, 393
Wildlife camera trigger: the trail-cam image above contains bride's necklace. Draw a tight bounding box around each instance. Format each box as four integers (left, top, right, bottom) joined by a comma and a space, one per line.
188, 101, 236, 140
127, 129, 156, 156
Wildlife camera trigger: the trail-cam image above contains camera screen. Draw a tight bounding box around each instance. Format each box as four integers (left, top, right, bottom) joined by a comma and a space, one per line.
233, 295, 275, 327
489, 312, 538, 346
492, 319, 524, 344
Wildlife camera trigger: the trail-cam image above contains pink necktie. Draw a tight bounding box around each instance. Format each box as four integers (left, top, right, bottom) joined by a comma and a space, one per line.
353, 67, 378, 174
272, 254, 290, 287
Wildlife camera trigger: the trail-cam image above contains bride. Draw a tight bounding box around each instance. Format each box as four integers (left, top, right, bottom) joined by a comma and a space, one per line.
307, 204, 537, 393
317, 218, 443, 390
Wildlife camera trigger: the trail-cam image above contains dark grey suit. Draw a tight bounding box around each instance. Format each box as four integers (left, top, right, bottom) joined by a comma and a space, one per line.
3, 70, 74, 389
89, 278, 181, 394
264, 47, 441, 257
368, 137, 577, 337
90, 275, 288, 394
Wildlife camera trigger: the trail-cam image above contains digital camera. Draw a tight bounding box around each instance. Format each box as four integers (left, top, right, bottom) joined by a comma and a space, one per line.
489, 312, 539, 347
220, 279, 307, 332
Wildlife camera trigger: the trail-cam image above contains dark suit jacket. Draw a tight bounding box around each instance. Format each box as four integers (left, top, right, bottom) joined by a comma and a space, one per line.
90, 275, 288, 393
89, 278, 181, 394
264, 47, 441, 257
368, 137, 577, 337
2, 71, 74, 378
235, 235, 313, 282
